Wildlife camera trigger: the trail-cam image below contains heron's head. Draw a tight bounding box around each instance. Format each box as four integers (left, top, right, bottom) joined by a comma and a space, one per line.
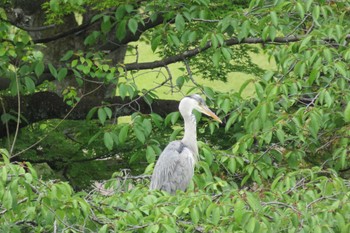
179, 94, 222, 123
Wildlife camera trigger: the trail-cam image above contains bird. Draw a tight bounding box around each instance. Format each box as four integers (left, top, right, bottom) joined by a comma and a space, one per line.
150, 94, 222, 194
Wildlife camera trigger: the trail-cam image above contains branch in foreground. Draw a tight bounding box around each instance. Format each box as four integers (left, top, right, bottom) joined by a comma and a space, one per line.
124, 35, 301, 70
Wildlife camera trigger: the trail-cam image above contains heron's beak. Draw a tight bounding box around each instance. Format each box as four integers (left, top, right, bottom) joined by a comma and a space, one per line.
200, 105, 222, 123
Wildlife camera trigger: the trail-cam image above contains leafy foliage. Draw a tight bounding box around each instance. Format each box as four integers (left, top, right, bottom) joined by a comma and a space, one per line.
1, 149, 350, 232
1, 0, 350, 231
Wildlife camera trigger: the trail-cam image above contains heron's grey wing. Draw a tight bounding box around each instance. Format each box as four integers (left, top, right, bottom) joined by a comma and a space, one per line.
150, 141, 195, 194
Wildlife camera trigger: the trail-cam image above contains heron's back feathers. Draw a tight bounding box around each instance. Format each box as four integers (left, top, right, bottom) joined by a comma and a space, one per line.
149, 141, 195, 194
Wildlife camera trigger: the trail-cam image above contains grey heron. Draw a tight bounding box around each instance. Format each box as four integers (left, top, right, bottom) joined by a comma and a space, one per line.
150, 94, 222, 194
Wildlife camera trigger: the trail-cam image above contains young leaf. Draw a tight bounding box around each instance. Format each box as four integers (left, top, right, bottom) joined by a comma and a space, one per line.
86, 107, 97, 120
175, 14, 185, 31
227, 158, 236, 173
344, 102, 350, 122
190, 207, 200, 224
57, 68, 68, 81
98, 108, 107, 125
104, 132, 114, 150
116, 20, 127, 41
119, 124, 129, 144
212, 50, 221, 67
35, 62, 45, 77
48, 63, 57, 78
60, 50, 74, 61
103, 107, 112, 119
101, 16, 112, 33
24, 77, 35, 93
146, 145, 156, 163
270, 11, 278, 27
134, 128, 145, 144
171, 112, 180, 125
128, 18, 138, 34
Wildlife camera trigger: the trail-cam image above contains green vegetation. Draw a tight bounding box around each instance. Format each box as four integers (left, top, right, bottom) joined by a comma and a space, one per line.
1, 0, 350, 232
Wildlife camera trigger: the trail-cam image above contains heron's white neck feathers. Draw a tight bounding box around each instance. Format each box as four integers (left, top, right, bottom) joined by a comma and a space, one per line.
179, 97, 199, 158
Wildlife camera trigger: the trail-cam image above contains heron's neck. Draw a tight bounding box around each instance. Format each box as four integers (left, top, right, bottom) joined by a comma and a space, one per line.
181, 113, 198, 156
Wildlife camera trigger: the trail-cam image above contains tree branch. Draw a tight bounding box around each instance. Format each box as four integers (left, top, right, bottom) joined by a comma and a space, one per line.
0, 92, 179, 138
124, 35, 301, 71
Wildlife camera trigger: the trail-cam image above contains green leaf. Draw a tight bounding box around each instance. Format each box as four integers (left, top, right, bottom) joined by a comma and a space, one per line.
128, 18, 138, 35
142, 118, 152, 136
98, 108, 107, 125
86, 107, 97, 120
35, 62, 45, 77
176, 76, 185, 89
262, 71, 274, 82
119, 83, 127, 100
24, 77, 35, 92
212, 50, 221, 67
119, 124, 129, 144
171, 112, 180, 125
48, 63, 57, 78
270, 11, 278, 27
134, 128, 145, 144
255, 82, 264, 100
221, 98, 230, 114
98, 225, 108, 233
239, 79, 254, 96
50, 0, 59, 11
227, 158, 236, 173
309, 113, 320, 138
260, 103, 267, 122
221, 47, 231, 61
2, 189, 13, 209
151, 35, 162, 52
60, 50, 74, 61
246, 192, 261, 211
150, 113, 163, 128
296, 2, 305, 19
335, 62, 347, 77
170, 128, 182, 141
344, 102, 350, 122
225, 112, 238, 132
57, 68, 68, 81
200, 33, 209, 48
212, 207, 220, 225
211, 34, 219, 48
115, 5, 126, 20
308, 69, 320, 85
146, 145, 156, 163
324, 91, 332, 107
276, 129, 285, 144
125, 4, 134, 13
175, 14, 185, 31
101, 16, 112, 33
104, 132, 114, 150
103, 107, 112, 119
245, 217, 257, 233
312, 5, 320, 21
190, 207, 200, 224
116, 20, 127, 41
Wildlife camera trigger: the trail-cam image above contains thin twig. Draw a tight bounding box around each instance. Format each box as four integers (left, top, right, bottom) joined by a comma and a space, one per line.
164, 65, 174, 94
286, 14, 311, 37
183, 59, 205, 96
306, 194, 338, 209
261, 201, 301, 215
10, 71, 21, 155
192, 18, 220, 23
